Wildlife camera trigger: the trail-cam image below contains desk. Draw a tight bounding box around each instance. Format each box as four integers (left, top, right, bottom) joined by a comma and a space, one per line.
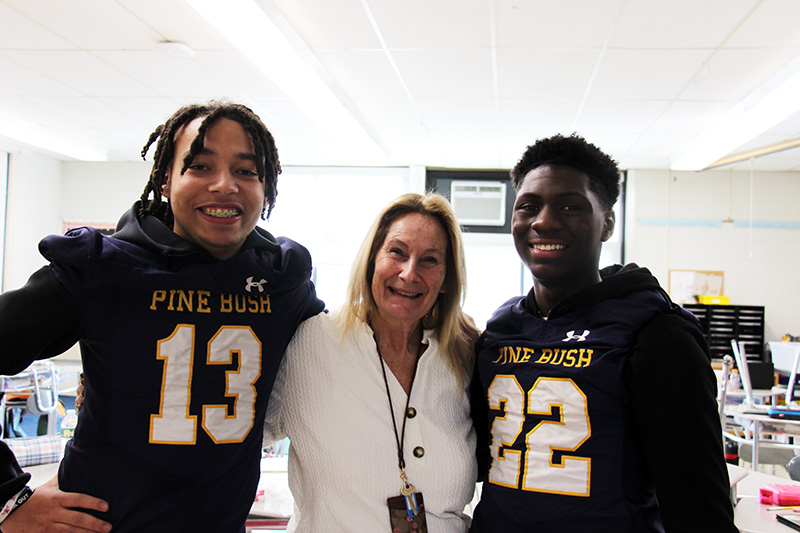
734, 465, 800, 533
726, 412, 800, 470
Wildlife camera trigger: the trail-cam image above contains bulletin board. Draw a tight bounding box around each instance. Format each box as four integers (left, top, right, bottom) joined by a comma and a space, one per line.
668, 270, 724, 305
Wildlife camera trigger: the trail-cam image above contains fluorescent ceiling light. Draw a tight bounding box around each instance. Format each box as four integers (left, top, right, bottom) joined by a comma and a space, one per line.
0, 111, 107, 161
671, 53, 800, 171
186, 0, 387, 159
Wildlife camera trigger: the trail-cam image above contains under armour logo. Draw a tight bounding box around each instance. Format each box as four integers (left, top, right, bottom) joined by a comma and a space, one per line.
562, 330, 590, 342
245, 277, 268, 293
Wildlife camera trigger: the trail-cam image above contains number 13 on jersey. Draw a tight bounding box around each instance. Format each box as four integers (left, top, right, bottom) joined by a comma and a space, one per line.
487, 375, 591, 496
150, 324, 262, 445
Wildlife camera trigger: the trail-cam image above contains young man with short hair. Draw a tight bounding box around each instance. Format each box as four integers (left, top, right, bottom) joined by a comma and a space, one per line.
470, 134, 736, 532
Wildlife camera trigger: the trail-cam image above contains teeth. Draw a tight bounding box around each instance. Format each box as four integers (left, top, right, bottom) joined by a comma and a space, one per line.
533, 243, 566, 251
203, 207, 240, 218
390, 287, 419, 298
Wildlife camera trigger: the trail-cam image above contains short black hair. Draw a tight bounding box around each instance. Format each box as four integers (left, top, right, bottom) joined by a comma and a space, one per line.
510, 133, 620, 210
139, 100, 281, 227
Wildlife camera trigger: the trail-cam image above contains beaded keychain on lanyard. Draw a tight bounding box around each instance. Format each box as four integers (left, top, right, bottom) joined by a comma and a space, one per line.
375, 337, 422, 518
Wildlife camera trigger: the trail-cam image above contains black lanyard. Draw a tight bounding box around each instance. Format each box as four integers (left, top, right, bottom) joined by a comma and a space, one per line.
375, 336, 416, 475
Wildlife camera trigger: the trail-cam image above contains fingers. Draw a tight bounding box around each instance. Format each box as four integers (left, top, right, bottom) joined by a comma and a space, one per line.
57, 491, 109, 514
1, 484, 112, 533
59, 508, 113, 532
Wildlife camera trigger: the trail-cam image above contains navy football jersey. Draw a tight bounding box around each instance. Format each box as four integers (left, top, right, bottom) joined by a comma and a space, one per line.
471, 289, 676, 533
41, 226, 323, 531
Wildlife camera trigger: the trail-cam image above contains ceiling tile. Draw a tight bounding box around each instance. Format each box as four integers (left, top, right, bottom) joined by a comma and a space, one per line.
0, 54, 81, 96
120, 0, 235, 49
679, 48, 800, 102
591, 49, 712, 100
611, 0, 758, 48
726, 0, 800, 47
3, 50, 157, 97
90, 50, 255, 100
271, 0, 380, 49
497, 50, 599, 99
368, 0, 490, 49
495, 0, 623, 49
647, 100, 731, 136
5, 0, 159, 49
392, 50, 494, 99
0, 2, 74, 49
576, 99, 670, 134
497, 98, 582, 135
315, 50, 407, 99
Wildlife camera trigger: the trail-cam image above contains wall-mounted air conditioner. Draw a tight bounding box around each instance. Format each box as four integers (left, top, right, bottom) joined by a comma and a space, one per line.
450, 180, 507, 226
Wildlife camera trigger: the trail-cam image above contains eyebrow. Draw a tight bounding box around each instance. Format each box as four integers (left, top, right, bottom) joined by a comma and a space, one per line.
385, 237, 445, 256
192, 147, 257, 161
517, 191, 588, 201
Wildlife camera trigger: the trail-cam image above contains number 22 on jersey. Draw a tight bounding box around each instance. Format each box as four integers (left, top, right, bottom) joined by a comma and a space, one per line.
150, 324, 262, 445
487, 375, 591, 496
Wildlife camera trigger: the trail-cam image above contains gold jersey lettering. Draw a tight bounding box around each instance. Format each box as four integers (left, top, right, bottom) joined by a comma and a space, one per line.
150, 290, 167, 310
577, 349, 592, 367
563, 349, 577, 367
220, 293, 271, 314
197, 291, 211, 313
234, 295, 247, 313
220, 294, 233, 313
175, 290, 194, 312
550, 349, 566, 366
150, 290, 268, 314
492, 346, 535, 365
167, 290, 177, 311
535, 349, 553, 364
257, 294, 271, 313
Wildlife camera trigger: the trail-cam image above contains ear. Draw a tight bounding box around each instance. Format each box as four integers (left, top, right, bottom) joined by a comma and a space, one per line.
161, 171, 172, 199
601, 210, 615, 242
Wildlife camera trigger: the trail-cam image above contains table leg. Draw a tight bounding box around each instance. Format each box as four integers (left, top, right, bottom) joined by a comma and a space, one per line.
752, 419, 761, 470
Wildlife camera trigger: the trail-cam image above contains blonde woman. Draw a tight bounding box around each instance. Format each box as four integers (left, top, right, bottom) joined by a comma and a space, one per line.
265, 192, 479, 532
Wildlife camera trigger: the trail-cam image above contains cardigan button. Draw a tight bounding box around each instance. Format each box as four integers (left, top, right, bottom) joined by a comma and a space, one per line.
406, 407, 417, 419
413, 446, 425, 458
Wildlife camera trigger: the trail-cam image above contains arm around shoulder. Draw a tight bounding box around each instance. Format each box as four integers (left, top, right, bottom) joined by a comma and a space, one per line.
629, 313, 737, 533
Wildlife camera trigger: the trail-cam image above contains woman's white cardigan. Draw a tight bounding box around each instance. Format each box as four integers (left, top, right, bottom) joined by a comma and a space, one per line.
264, 312, 477, 532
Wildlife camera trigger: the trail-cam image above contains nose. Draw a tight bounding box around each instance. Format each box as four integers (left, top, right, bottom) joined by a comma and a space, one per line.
530, 205, 562, 233
209, 169, 238, 194
398, 258, 421, 282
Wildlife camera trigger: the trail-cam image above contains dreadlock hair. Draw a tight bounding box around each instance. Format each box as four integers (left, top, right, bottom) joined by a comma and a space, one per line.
510, 133, 620, 211
139, 100, 281, 227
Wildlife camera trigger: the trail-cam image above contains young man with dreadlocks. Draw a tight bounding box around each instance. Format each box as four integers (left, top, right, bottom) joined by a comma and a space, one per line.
0, 100, 324, 532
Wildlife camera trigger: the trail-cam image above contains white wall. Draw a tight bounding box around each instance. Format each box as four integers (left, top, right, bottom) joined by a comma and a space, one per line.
625, 168, 800, 345
60, 161, 150, 224
3, 151, 62, 292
